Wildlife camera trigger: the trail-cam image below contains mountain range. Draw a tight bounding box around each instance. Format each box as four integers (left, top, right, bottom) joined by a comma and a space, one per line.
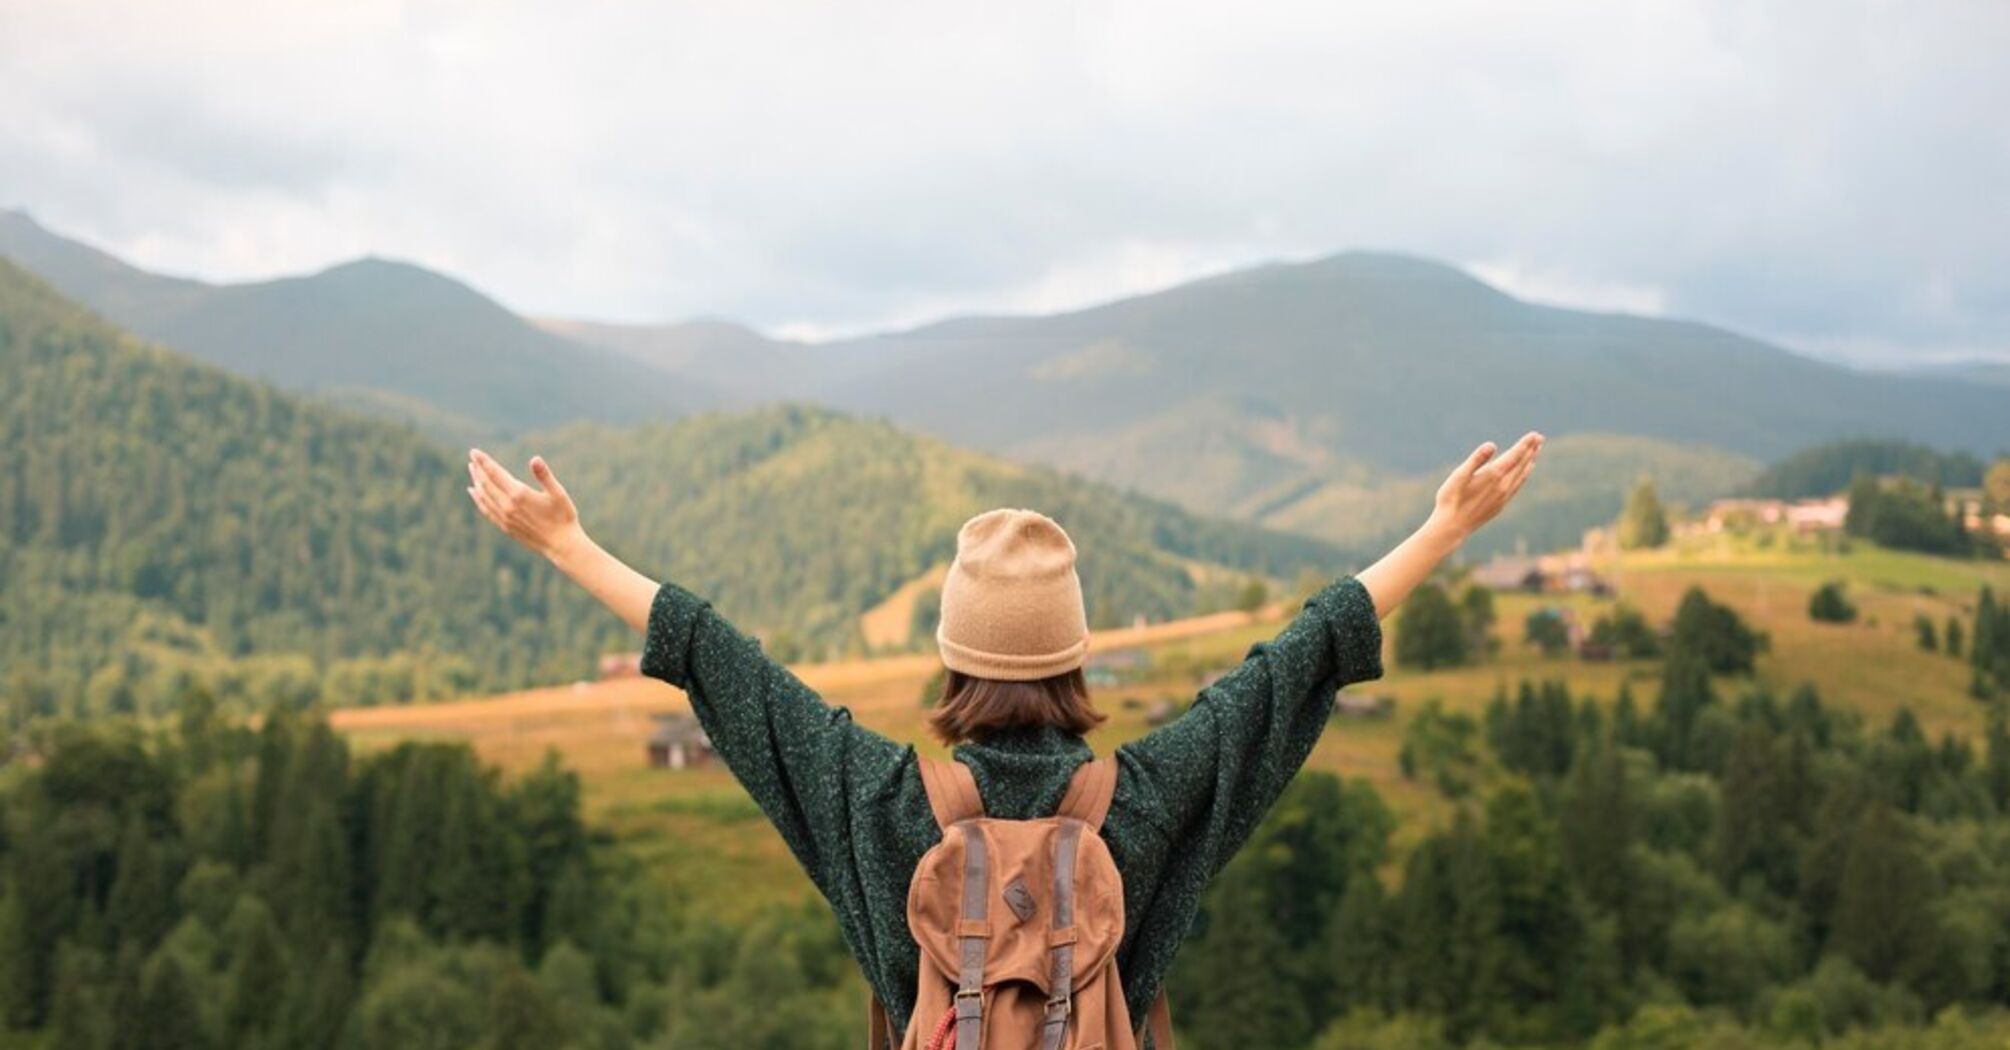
7, 208, 2005, 558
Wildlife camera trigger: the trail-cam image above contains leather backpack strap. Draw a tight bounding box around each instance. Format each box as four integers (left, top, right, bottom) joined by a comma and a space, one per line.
919, 756, 985, 831
866, 996, 897, 1050
1139, 988, 1174, 1049
1056, 757, 1118, 831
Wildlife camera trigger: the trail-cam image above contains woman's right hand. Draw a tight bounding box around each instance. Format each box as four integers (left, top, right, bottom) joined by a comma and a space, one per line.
466, 449, 587, 562
1428, 431, 1544, 544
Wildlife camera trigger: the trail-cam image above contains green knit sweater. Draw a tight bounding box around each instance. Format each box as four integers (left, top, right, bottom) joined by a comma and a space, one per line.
639, 575, 1384, 1027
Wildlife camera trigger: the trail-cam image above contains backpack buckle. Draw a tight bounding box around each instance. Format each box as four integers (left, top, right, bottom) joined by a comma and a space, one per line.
953, 988, 984, 1020
1045, 991, 1072, 1018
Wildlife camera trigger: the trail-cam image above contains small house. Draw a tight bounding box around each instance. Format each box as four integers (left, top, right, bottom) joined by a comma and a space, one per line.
599, 652, 643, 680
646, 714, 714, 770
1334, 692, 1395, 720
1085, 647, 1151, 688
1470, 556, 1546, 592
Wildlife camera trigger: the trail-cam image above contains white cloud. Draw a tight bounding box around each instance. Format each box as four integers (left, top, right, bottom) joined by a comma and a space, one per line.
1468, 260, 1669, 318
1, 0, 2005, 362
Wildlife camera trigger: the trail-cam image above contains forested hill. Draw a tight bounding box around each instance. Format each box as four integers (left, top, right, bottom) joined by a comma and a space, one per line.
0, 261, 1349, 716
0, 258, 583, 710
1742, 439, 1992, 500
511, 405, 1353, 656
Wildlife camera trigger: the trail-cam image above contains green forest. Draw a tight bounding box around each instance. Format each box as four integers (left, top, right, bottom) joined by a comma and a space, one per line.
0, 695, 869, 1050
6, 583, 2010, 1048
0, 260, 1343, 719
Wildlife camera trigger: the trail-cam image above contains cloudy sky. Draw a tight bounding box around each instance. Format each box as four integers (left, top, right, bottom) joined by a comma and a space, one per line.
2, 1, 2005, 362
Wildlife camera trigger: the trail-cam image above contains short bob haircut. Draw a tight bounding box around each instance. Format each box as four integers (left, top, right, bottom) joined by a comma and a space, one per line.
927, 668, 1106, 745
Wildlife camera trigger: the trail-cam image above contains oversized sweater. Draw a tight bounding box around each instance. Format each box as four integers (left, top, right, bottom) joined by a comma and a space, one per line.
639, 574, 1385, 1028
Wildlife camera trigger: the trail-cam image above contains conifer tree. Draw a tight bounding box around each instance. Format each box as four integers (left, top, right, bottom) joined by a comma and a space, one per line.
1618, 478, 1671, 550
1653, 651, 1718, 771
1829, 805, 1937, 988
222, 896, 289, 1048
129, 950, 210, 1050
273, 942, 354, 1050
106, 817, 176, 953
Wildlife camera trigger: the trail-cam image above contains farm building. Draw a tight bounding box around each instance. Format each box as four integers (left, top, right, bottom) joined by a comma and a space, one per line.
1470, 553, 1609, 596
1334, 692, 1395, 719
1470, 555, 1546, 592
646, 714, 714, 770
1697, 496, 1849, 535
1084, 647, 1151, 687
599, 652, 643, 680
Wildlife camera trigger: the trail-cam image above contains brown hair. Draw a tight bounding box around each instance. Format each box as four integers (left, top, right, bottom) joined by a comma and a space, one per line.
927, 668, 1106, 745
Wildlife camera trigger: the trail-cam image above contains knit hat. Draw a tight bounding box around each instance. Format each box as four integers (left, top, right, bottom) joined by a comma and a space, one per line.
935, 509, 1090, 681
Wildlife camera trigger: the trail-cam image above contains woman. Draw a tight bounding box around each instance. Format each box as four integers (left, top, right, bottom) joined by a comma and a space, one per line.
465, 430, 1543, 1042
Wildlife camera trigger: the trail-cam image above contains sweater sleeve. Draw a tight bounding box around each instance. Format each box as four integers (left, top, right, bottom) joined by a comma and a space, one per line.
638, 581, 908, 887
1114, 575, 1384, 878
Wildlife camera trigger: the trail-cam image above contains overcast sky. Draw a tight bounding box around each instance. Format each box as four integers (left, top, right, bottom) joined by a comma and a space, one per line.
2, 1, 2005, 363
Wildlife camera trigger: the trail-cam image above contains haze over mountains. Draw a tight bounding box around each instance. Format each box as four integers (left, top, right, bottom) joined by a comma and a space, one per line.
7, 208, 2005, 557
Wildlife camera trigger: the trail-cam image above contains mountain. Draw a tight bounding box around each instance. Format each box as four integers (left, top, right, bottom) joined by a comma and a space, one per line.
0, 259, 1348, 714
535, 316, 826, 408
0, 209, 717, 440
561, 252, 2002, 551
1893, 359, 2010, 391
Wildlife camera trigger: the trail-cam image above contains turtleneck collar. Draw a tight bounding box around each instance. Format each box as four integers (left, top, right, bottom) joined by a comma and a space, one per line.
951, 723, 1092, 819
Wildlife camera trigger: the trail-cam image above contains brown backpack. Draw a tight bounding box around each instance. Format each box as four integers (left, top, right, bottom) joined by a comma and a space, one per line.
868, 756, 1175, 1050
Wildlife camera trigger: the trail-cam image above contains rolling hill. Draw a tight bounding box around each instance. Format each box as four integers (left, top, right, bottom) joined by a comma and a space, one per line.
0, 209, 716, 440
0, 259, 1351, 715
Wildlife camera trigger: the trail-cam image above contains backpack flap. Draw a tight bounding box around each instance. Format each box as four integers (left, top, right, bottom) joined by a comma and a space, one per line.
908, 818, 1125, 1001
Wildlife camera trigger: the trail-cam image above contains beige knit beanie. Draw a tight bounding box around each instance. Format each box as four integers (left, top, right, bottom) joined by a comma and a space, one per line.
935, 508, 1090, 681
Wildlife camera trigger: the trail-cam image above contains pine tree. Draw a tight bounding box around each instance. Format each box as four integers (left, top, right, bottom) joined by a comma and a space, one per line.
1829, 805, 1937, 988
273, 942, 354, 1050
1328, 874, 1393, 1016
1915, 613, 1939, 651
1716, 726, 1797, 896
1618, 478, 1671, 550
129, 950, 210, 1050
1653, 651, 1718, 771
1986, 704, 2010, 815
1611, 683, 1643, 750
105, 818, 176, 953
222, 896, 289, 1047
47, 942, 114, 1050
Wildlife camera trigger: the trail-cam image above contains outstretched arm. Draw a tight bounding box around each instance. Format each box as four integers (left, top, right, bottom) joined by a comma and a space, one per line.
463, 447, 908, 898
1115, 430, 1545, 880
1358, 430, 1545, 618
465, 448, 656, 632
